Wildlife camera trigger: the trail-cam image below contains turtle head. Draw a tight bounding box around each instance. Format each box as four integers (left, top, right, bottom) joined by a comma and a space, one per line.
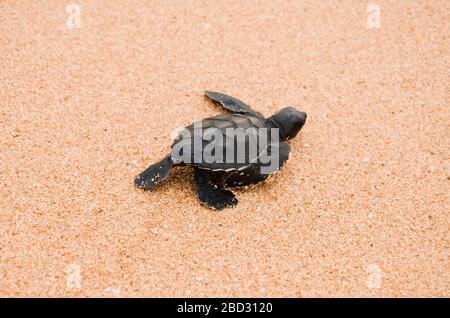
268, 107, 307, 141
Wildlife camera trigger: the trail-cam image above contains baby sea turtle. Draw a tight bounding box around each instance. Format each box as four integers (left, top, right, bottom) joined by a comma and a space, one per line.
134, 91, 307, 210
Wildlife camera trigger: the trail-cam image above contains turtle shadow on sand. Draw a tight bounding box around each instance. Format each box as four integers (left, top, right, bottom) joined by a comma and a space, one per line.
134, 91, 307, 210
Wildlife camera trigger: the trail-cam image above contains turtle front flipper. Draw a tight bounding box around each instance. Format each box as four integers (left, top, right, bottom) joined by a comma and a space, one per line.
134, 155, 172, 189
194, 168, 238, 210
224, 142, 291, 187
204, 91, 261, 117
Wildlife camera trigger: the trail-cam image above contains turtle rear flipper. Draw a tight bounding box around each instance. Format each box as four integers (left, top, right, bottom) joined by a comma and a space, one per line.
194, 168, 237, 210
134, 155, 172, 189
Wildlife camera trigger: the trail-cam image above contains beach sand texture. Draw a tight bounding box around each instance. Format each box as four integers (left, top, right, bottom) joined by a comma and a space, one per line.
0, 0, 448, 297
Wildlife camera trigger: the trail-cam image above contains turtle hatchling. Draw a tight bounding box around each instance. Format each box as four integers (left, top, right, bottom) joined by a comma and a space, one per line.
134, 91, 307, 210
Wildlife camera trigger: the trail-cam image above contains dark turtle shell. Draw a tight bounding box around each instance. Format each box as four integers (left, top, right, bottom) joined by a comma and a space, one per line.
171, 113, 269, 171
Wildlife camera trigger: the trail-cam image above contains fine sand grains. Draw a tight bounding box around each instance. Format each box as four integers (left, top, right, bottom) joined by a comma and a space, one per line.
0, 0, 448, 297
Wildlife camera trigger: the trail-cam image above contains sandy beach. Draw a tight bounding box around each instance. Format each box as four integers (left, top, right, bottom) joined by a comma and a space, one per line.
0, 0, 448, 297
